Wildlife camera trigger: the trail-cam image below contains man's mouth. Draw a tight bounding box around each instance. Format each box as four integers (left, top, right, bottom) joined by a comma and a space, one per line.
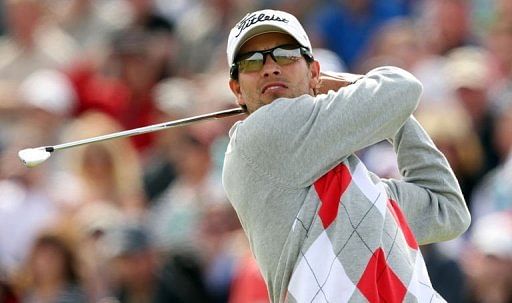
262, 82, 288, 94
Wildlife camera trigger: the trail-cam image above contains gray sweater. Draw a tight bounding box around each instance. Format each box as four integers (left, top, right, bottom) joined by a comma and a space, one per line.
222, 66, 471, 302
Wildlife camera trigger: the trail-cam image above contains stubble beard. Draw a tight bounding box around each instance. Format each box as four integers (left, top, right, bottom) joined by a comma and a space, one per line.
246, 78, 312, 114
246, 93, 280, 114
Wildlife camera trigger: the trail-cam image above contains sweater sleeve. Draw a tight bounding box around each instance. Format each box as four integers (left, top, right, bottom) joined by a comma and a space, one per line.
382, 117, 471, 244
232, 66, 422, 188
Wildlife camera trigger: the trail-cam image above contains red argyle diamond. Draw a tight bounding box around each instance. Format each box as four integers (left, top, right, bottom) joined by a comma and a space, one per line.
357, 248, 407, 302
314, 163, 351, 229
387, 199, 419, 250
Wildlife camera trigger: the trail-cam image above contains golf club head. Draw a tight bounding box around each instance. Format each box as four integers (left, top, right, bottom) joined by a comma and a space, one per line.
18, 148, 52, 168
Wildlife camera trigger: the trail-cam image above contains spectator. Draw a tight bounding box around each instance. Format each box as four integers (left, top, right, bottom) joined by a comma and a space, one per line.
443, 46, 499, 194
49, 0, 129, 58
123, 0, 177, 79
471, 102, 512, 222
105, 223, 210, 302
421, 244, 467, 302
142, 77, 197, 201
56, 111, 146, 217
0, 66, 78, 278
355, 16, 454, 104
310, 0, 409, 70
0, 0, 77, 83
227, 235, 269, 303
149, 131, 225, 253
416, 102, 485, 203
486, 19, 512, 82
0, 129, 59, 278
67, 28, 162, 153
199, 202, 244, 303
461, 211, 512, 303
12, 227, 87, 303
418, 0, 476, 56
169, 0, 258, 75
74, 202, 125, 302
0, 0, 78, 147
358, 17, 424, 71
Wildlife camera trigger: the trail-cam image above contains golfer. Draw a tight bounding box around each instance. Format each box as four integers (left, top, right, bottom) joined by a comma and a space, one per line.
222, 9, 471, 303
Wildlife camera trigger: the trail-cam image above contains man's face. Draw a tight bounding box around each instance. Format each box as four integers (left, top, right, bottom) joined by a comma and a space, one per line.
229, 32, 320, 114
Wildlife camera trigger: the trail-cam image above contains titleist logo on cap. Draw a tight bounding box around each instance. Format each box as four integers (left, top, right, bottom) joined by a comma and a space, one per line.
234, 13, 289, 38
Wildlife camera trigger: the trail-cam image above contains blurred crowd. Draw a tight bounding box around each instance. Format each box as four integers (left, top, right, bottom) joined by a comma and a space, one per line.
0, 0, 511, 302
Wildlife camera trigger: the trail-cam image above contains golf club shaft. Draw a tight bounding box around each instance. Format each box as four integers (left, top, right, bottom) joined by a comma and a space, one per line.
43, 107, 246, 152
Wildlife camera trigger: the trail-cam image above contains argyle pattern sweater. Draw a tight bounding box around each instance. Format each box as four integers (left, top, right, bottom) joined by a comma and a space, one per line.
223, 66, 471, 302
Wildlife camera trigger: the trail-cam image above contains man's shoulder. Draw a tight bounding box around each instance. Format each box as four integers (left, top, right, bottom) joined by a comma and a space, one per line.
228, 120, 243, 138
228, 94, 323, 152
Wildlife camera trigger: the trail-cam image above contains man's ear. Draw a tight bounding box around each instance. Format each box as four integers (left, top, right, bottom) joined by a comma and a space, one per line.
229, 79, 245, 107
309, 60, 321, 90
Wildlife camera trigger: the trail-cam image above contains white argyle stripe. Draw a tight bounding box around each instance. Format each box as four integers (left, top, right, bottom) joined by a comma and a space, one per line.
288, 232, 355, 302
408, 251, 446, 302
292, 207, 303, 232
352, 162, 388, 217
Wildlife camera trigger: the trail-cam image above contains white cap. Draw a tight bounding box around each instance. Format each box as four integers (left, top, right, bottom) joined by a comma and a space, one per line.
227, 9, 312, 66
471, 212, 512, 259
19, 69, 76, 116
444, 46, 490, 90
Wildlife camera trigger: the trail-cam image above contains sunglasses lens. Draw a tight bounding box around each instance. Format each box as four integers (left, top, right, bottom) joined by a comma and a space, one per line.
273, 48, 302, 65
238, 53, 264, 73
235, 46, 305, 75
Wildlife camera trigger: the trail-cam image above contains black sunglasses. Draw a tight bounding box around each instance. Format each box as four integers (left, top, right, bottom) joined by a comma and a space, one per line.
230, 44, 313, 80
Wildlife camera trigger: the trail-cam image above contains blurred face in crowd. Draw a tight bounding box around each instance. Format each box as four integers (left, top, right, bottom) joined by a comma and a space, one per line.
434, 0, 469, 52
29, 238, 76, 285
173, 135, 211, 183
82, 144, 114, 181
374, 20, 421, 69
114, 250, 155, 290
464, 251, 512, 302
119, 53, 160, 94
7, 0, 42, 44
455, 86, 488, 122
32, 243, 67, 283
229, 32, 320, 114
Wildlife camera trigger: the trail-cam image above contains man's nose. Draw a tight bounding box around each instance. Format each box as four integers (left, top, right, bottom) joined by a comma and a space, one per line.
261, 54, 281, 77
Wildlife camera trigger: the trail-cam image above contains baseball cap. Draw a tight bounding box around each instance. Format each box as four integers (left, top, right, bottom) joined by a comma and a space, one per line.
471, 211, 512, 259
105, 223, 153, 258
443, 46, 490, 90
227, 9, 312, 66
18, 69, 76, 116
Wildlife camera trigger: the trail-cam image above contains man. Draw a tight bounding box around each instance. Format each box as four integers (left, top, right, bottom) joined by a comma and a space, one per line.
222, 9, 471, 303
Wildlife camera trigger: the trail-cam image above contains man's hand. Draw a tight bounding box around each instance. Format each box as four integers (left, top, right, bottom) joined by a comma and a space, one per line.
314, 72, 364, 95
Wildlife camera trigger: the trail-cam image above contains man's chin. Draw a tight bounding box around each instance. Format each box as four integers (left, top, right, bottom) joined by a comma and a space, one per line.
263, 92, 288, 102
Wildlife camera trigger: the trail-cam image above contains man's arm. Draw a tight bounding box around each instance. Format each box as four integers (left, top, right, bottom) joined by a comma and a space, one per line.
382, 117, 471, 244
232, 66, 422, 188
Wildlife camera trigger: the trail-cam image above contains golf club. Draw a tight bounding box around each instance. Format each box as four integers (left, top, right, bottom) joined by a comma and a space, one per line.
18, 107, 246, 167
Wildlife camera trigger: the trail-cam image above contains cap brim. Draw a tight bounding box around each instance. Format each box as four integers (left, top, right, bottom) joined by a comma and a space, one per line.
230, 25, 300, 64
